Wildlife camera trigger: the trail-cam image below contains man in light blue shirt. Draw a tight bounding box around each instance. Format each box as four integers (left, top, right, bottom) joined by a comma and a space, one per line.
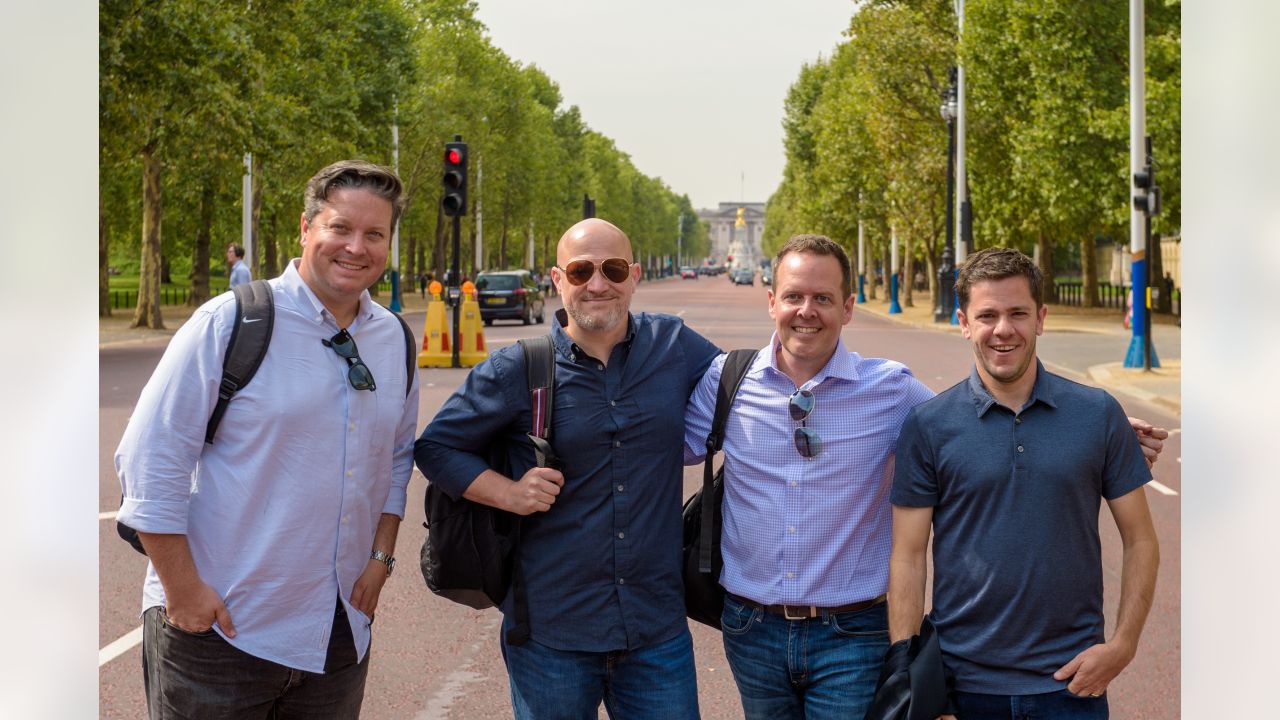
684, 236, 1165, 720
227, 242, 252, 287
116, 160, 418, 719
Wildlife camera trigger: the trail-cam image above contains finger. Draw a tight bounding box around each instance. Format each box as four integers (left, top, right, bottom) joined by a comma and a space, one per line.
1053, 656, 1081, 681
1148, 426, 1170, 440
1127, 416, 1153, 433
215, 602, 237, 638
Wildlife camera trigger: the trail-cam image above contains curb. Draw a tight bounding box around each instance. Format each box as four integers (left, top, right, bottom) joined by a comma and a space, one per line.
1087, 362, 1182, 416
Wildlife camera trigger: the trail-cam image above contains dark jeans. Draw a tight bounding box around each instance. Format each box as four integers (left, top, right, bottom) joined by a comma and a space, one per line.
720, 593, 889, 720
952, 689, 1109, 719
500, 621, 700, 720
141, 600, 369, 719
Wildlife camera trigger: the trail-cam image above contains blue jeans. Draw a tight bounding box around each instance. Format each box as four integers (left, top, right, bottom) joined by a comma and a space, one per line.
952, 689, 1109, 719
500, 623, 700, 720
720, 593, 889, 720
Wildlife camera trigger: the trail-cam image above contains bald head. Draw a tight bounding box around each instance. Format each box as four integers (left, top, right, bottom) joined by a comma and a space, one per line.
557, 218, 633, 265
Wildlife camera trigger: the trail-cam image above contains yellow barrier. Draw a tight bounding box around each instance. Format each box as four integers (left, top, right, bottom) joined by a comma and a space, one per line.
417, 282, 453, 368
458, 281, 489, 366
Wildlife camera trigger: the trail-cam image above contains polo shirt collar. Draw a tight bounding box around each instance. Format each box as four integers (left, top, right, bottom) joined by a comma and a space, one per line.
279, 258, 377, 330
967, 359, 1057, 416
760, 333, 861, 388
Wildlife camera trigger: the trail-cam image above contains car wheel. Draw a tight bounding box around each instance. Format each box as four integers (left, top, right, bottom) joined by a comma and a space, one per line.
537, 303, 545, 324
522, 305, 532, 325
484, 318, 493, 327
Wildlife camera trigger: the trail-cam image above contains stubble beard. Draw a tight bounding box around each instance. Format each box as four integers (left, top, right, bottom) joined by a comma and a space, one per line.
566, 298, 627, 333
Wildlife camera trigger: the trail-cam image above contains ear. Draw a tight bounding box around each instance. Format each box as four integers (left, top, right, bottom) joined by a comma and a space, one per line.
767, 289, 778, 320
841, 293, 856, 325
299, 212, 309, 246
958, 308, 973, 340
1035, 303, 1048, 336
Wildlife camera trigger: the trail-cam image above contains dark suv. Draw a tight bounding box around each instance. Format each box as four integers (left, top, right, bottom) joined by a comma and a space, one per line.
476, 270, 546, 326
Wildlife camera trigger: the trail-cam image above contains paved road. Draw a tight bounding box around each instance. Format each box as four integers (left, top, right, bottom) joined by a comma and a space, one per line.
99, 276, 1179, 719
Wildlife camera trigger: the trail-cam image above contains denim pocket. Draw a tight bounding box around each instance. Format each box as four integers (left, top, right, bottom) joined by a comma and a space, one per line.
720, 595, 760, 636
829, 601, 889, 638
160, 608, 218, 638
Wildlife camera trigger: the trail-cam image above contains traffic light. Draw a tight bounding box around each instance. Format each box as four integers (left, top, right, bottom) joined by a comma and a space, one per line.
442, 138, 467, 217
1132, 137, 1160, 216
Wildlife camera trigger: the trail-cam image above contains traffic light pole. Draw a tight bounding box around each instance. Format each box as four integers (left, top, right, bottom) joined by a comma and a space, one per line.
450, 213, 461, 369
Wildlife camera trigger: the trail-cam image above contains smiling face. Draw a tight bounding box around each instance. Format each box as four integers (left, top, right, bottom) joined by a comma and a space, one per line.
552, 219, 639, 337
958, 275, 1047, 395
768, 251, 855, 384
297, 187, 392, 323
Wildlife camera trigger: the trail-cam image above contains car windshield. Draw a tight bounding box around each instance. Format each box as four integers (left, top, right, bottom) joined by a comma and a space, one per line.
476, 275, 520, 291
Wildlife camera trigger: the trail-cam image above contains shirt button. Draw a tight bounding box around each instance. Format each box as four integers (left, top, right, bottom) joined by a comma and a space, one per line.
617, 531, 625, 539
610, 400, 617, 407
618, 578, 626, 585
614, 440, 621, 448
788, 527, 796, 533
346, 470, 353, 477
617, 484, 625, 492
1014, 417, 1022, 424
1017, 445, 1025, 453
597, 364, 604, 371
785, 572, 794, 579
349, 422, 356, 431
790, 481, 798, 487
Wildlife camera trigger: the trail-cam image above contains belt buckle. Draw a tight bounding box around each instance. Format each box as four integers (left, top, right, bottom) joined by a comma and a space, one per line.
783, 605, 814, 621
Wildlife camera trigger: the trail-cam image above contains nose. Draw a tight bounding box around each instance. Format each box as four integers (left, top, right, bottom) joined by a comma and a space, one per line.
584, 264, 611, 292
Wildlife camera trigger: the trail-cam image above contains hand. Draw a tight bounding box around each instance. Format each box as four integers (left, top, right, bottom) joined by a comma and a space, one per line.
1053, 640, 1135, 697
1127, 417, 1169, 469
350, 559, 390, 618
938, 716, 957, 720
504, 466, 565, 515
166, 580, 236, 637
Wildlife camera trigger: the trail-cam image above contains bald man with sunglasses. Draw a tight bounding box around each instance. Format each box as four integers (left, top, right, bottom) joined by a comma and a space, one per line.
417, 219, 721, 719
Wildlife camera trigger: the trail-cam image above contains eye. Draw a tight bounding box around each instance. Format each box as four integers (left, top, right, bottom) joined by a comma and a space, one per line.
815, 294, 832, 304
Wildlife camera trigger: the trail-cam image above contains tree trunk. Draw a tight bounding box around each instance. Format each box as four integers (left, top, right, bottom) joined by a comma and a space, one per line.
903, 232, 915, 308
188, 178, 213, 307
133, 145, 165, 329
160, 254, 172, 284
99, 204, 111, 317
251, 154, 263, 278
926, 252, 938, 314
432, 202, 445, 278
405, 233, 417, 291
1081, 234, 1098, 308
498, 197, 510, 270
263, 209, 280, 281
880, 244, 890, 303
1036, 233, 1055, 306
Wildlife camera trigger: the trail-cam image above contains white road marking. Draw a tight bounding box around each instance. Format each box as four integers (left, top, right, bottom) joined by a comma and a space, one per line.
99, 511, 117, 520
1147, 480, 1179, 496
99, 625, 143, 666
677, 310, 686, 317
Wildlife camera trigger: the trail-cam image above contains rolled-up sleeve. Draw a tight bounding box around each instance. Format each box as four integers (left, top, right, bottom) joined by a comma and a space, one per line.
414, 348, 522, 499
114, 305, 230, 534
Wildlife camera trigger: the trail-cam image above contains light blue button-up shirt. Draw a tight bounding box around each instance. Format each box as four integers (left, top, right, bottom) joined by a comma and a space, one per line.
229, 259, 251, 287
684, 336, 934, 606
116, 259, 418, 672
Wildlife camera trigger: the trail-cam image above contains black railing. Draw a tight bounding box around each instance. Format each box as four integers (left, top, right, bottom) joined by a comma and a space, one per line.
1052, 282, 1128, 310
109, 286, 228, 310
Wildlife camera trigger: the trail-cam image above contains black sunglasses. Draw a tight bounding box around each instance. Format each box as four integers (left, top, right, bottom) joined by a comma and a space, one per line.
322, 329, 376, 392
557, 257, 632, 286
789, 389, 822, 458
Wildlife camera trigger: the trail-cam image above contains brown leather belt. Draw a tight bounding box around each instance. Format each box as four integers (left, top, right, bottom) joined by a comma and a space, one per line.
728, 592, 887, 621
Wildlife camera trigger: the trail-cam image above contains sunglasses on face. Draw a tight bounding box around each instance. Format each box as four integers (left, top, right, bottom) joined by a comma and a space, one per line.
789, 389, 822, 458
322, 328, 376, 392
557, 257, 632, 286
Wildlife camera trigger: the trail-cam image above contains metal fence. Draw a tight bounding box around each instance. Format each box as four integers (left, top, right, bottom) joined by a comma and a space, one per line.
1052, 282, 1128, 310
109, 286, 228, 310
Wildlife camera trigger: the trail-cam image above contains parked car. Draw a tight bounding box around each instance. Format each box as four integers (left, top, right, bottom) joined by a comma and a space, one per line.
680, 266, 698, 280
730, 268, 754, 286
761, 267, 773, 286
475, 270, 546, 326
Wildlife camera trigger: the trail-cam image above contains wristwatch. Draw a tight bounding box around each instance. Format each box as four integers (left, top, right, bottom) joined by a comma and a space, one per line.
370, 550, 396, 576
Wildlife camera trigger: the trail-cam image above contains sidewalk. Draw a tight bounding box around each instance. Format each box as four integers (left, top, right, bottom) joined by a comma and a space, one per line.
852, 289, 1181, 416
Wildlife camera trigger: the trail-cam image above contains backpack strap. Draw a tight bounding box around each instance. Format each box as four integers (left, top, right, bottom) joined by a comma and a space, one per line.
505, 333, 557, 647
699, 349, 758, 573
392, 311, 416, 397
205, 279, 274, 444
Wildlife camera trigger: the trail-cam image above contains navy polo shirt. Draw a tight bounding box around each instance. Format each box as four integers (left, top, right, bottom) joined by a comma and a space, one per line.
416, 310, 719, 652
891, 361, 1151, 694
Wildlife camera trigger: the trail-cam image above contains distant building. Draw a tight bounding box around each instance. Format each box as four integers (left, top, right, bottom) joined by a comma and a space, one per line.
696, 202, 765, 266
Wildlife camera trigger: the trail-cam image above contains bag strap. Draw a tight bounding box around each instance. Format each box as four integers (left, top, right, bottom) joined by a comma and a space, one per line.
205, 279, 274, 444
506, 333, 557, 647
699, 349, 758, 572
392, 311, 416, 397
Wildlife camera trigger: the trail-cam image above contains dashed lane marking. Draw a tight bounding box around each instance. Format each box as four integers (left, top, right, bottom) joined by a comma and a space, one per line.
99, 511, 117, 520
99, 625, 143, 667
1148, 480, 1179, 496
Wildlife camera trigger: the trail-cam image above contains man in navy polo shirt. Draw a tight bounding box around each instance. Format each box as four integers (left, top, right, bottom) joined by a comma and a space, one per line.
888, 247, 1160, 719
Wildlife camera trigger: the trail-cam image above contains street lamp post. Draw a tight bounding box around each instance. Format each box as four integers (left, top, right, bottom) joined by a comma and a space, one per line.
889, 223, 902, 314
936, 69, 959, 323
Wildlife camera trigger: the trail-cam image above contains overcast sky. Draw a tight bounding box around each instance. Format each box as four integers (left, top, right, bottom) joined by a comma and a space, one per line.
472, 0, 859, 210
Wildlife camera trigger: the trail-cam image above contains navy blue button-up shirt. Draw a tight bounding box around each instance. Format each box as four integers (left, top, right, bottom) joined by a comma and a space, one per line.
416, 310, 720, 651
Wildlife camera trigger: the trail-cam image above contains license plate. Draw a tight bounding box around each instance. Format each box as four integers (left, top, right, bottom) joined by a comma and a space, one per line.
485, 297, 505, 305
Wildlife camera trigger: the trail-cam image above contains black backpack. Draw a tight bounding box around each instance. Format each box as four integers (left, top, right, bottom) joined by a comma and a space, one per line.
681, 348, 758, 629
419, 334, 557, 647
117, 279, 417, 555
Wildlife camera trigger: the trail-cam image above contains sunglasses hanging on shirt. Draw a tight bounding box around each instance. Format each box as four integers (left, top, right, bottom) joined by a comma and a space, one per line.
323, 328, 376, 391
790, 388, 822, 458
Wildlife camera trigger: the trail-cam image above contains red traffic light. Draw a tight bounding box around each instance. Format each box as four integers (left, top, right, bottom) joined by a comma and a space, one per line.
446, 148, 463, 165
